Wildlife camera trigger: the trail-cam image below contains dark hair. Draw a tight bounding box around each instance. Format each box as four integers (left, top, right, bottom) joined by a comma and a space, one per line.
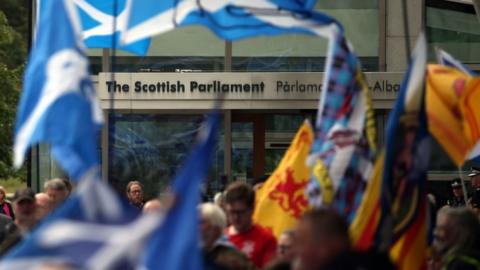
126, 181, 144, 194
301, 208, 350, 245
224, 181, 255, 209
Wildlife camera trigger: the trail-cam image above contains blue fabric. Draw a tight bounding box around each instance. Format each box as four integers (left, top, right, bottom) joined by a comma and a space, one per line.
437, 49, 477, 76
14, 0, 102, 181
125, 0, 341, 42
142, 111, 221, 270
377, 35, 431, 244
308, 32, 376, 223
0, 177, 140, 269
38, 0, 151, 55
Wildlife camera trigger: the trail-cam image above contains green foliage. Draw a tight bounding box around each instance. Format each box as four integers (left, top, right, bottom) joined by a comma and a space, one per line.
0, 0, 29, 43
0, 176, 26, 194
0, 10, 26, 180
0, 12, 27, 69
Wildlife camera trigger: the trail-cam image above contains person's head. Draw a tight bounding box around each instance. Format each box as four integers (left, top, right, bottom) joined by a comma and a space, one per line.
13, 188, 37, 231
35, 193, 53, 220
224, 181, 255, 233
450, 179, 463, 198
469, 166, 480, 189
44, 178, 69, 209
142, 199, 163, 214
0, 186, 6, 202
433, 206, 480, 257
277, 230, 296, 263
61, 179, 73, 196
296, 208, 350, 270
198, 203, 227, 250
126, 181, 144, 206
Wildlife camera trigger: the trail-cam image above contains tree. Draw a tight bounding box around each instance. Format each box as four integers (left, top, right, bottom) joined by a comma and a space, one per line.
0, 11, 26, 178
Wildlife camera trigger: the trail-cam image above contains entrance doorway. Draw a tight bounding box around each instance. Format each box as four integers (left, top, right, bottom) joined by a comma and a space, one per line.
230, 111, 317, 185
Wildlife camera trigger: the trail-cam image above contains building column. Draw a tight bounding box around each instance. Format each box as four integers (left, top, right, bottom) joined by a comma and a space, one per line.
386, 0, 425, 72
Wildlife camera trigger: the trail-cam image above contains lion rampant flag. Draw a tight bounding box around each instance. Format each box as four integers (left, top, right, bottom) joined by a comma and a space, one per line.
426, 64, 480, 165
253, 121, 314, 239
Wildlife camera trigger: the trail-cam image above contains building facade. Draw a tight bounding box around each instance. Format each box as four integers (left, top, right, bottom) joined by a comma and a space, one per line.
29, 0, 480, 201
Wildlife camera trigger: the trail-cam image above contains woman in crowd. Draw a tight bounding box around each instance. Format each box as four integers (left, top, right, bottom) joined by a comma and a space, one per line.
0, 186, 14, 220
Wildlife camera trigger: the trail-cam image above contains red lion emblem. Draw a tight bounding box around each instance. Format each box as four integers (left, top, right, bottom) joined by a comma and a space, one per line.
268, 168, 309, 219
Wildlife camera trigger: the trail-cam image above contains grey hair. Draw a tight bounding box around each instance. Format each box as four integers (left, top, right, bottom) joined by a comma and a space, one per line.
198, 202, 227, 230
438, 207, 480, 256
44, 178, 67, 192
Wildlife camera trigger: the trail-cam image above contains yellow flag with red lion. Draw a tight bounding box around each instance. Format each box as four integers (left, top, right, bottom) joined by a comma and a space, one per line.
253, 121, 314, 239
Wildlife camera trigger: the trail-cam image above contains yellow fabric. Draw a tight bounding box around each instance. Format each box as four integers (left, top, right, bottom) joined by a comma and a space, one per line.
426, 65, 480, 165
253, 121, 314, 239
389, 205, 428, 270
349, 152, 384, 250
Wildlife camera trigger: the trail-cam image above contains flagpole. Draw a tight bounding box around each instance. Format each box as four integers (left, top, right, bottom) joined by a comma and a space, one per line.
401, 0, 411, 62
107, 0, 119, 183
458, 167, 469, 205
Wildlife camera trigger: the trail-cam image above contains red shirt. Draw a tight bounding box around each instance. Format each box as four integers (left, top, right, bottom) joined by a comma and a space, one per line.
226, 224, 277, 268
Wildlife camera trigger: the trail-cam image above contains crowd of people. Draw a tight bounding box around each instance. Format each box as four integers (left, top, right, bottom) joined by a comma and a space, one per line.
0, 170, 477, 269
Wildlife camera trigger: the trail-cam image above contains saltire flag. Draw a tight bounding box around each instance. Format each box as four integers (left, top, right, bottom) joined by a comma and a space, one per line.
253, 121, 314, 239
350, 34, 430, 270
0, 170, 156, 269
37, 0, 151, 55
436, 49, 476, 76
307, 31, 377, 223
122, 0, 341, 45
141, 111, 220, 270
14, 0, 103, 181
426, 65, 480, 165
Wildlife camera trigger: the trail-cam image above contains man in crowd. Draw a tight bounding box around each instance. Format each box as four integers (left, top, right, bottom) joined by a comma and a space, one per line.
447, 179, 466, 208
432, 206, 480, 269
277, 230, 296, 264
295, 208, 394, 270
126, 181, 144, 209
0, 188, 38, 255
44, 178, 69, 209
199, 202, 255, 270
35, 192, 53, 220
224, 181, 277, 268
468, 166, 480, 213
143, 199, 163, 214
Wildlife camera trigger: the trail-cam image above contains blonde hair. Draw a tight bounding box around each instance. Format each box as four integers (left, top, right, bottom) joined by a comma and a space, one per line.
0, 186, 5, 197
199, 202, 227, 229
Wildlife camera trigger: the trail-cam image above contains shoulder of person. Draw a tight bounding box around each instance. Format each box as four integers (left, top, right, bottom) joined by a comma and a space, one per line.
0, 224, 22, 256
210, 244, 258, 270
445, 253, 480, 270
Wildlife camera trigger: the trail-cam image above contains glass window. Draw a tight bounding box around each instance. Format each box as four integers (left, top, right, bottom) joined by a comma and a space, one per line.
426, 1, 480, 66
232, 0, 379, 71
109, 113, 224, 200
103, 26, 225, 72
264, 112, 316, 174
231, 122, 254, 182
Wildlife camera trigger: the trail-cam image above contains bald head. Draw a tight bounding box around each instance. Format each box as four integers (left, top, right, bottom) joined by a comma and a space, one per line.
36, 193, 53, 220
143, 199, 163, 213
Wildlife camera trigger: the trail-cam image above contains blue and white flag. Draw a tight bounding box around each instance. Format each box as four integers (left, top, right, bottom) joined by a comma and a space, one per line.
0, 170, 157, 269
306, 31, 377, 222
436, 49, 477, 76
15, 0, 103, 181
142, 111, 221, 270
122, 0, 341, 45
37, 0, 151, 55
